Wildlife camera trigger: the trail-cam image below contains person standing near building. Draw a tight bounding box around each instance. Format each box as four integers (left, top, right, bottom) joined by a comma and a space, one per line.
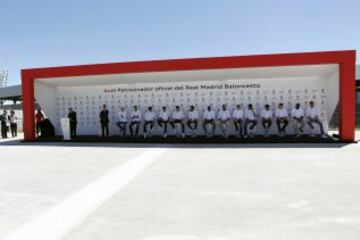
202, 105, 216, 137
99, 104, 109, 137
129, 105, 141, 137
275, 103, 289, 136
143, 106, 156, 138
116, 107, 128, 136
186, 105, 199, 136
68, 107, 77, 139
233, 104, 244, 137
35, 108, 44, 137
9, 110, 18, 138
170, 105, 185, 138
261, 104, 273, 136
291, 103, 305, 136
158, 106, 169, 138
306, 101, 325, 137
0, 110, 9, 139
217, 104, 231, 137
244, 104, 257, 137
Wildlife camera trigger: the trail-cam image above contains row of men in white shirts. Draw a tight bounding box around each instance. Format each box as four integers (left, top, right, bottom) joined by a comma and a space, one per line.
115, 100, 325, 138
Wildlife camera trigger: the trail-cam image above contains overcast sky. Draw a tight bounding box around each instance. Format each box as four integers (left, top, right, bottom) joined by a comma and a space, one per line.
0, 0, 359, 86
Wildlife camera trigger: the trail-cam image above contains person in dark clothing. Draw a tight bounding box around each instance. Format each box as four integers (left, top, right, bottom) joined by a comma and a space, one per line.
0, 110, 9, 139
99, 104, 109, 137
35, 109, 44, 137
68, 108, 77, 138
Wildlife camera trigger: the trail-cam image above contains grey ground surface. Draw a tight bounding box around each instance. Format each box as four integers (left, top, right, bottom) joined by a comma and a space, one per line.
0, 134, 360, 240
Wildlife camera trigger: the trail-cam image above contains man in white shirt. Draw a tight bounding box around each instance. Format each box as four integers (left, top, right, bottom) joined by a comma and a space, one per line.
170, 105, 185, 137
217, 104, 231, 137
157, 106, 169, 138
202, 105, 216, 137
186, 105, 199, 136
291, 103, 305, 135
261, 104, 273, 136
116, 107, 128, 136
306, 101, 325, 136
143, 106, 157, 138
275, 103, 289, 135
129, 105, 141, 137
244, 104, 257, 137
233, 104, 244, 137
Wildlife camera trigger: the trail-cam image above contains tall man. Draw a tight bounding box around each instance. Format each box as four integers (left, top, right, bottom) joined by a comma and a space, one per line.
275, 103, 289, 135
233, 104, 244, 137
170, 106, 185, 138
244, 104, 257, 137
68, 107, 77, 138
158, 106, 169, 138
187, 105, 199, 136
261, 104, 272, 136
291, 103, 305, 136
129, 105, 141, 137
202, 105, 216, 137
306, 101, 325, 137
217, 104, 231, 137
143, 106, 156, 138
116, 107, 128, 136
0, 110, 9, 139
99, 104, 109, 137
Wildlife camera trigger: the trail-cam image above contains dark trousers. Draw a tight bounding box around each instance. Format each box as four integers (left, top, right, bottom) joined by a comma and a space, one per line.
276, 118, 289, 133
1, 123, 7, 138
143, 121, 154, 133
262, 118, 272, 129
293, 118, 304, 133
10, 123, 17, 137
69, 122, 77, 138
130, 121, 140, 136
170, 120, 185, 133
116, 122, 127, 136
157, 120, 168, 133
307, 118, 325, 135
202, 119, 215, 135
233, 119, 243, 136
101, 122, 109, 137
244, 119, 257, 135
187, 119, 198, 130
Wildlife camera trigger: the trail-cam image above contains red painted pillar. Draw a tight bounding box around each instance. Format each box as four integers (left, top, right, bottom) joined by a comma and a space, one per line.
21, 71, 35, 141
339, 53, 356, 142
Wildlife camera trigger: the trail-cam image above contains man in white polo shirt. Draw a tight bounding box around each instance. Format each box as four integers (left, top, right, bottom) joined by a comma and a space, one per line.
306, 101, 325, 136
158, 106, 169, 138
129, 105, 141, 137
291, 103, 305, 136
143, 106, 157, 138
217, 104, 231, 137
202, 105, 216, 137
244, 104, 257, 137
261, 104, 273, 136
170, 105, 185, 137
116, 107, 128, 136
233, 104, 244, 137
186, 105, 199, 137
275, 102, 289, 135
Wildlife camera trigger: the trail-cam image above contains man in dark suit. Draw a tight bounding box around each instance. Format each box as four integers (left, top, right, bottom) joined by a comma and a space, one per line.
100, 104, 110, 137
68, 107, 77, 138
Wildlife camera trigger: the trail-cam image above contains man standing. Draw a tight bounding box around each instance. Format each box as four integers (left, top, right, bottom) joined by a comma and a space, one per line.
35, 108, 44, 137
233, 104, 244, 137
0, 110, 9, 139
261, 104, 273, 136
202, 105, 216, 137
306, 101, 325, 137
116, 107, 128, 136
275, 103, 289, 136
99, 104, 109, 137
217, 104, 231, 137
187, 105, 199, 137
244, 104, 257, 137
68, 107, 77, 139
129, 105, 141, 137
158, 106, 169, 138
143, 106, 156, 138
170, 106, 185, 138
9, 110, 18, 138
291, 103, 305, 136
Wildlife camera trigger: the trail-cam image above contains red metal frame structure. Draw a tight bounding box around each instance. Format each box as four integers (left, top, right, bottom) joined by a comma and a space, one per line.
21, 50, 356, 142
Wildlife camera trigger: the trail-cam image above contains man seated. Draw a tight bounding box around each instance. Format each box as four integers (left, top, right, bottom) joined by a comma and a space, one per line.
291, 103, 305, 136
217, 104, 231, 137
275, 103, 289, 136
158, 106, 169, 138
186, 105, 199, 137
202, 105, 216, 137
143, 106, 156, 138
116, 107, 128, 136
129, 105, 141, 137
244, 104, 257, 137
306, 101, 326, 137
261, 104, 272, 136
170, 106, 185, 138
232, 104, 244, 137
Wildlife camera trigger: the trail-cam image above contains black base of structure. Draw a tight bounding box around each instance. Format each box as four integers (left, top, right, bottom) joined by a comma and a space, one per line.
28, 134, 352, 144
